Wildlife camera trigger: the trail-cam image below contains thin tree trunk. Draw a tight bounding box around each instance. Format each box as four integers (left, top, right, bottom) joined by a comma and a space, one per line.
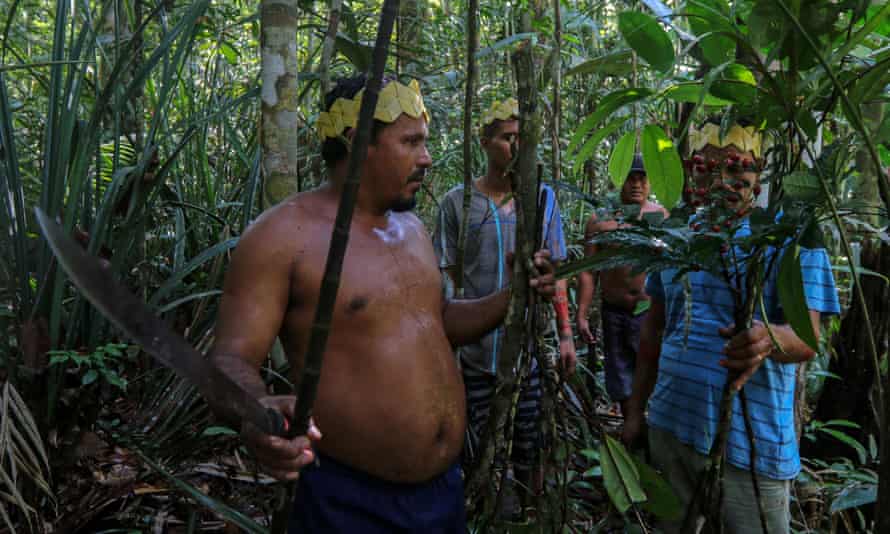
453, 0, 478, 296
465, 13, 541, 517
269, 2, 400, 531
261, 0, 300, 206
397, 0, 422, 75
550, 0, 561, 190
318, 0, 342, 102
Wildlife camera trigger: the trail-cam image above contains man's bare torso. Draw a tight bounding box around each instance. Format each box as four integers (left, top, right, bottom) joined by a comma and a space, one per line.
588, 201, 668, 311
272, 190, 465, 483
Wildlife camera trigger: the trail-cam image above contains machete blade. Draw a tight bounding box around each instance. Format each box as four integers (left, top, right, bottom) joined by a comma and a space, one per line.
35, 208, 285, 437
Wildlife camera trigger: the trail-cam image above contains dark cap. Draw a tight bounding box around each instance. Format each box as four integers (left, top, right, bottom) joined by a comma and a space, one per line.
629, 154, 645, 175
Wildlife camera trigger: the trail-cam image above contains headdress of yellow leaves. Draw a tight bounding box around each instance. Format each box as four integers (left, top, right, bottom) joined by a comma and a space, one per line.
479, 98, 519, 135
316, 79, 429, 140
689, 122, 763, 158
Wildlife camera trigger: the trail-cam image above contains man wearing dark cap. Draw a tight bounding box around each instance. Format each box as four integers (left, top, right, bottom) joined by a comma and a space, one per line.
576, 154, 668, 417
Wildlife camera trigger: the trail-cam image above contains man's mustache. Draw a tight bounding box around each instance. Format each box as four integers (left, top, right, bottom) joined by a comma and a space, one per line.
407, 169, 428, 183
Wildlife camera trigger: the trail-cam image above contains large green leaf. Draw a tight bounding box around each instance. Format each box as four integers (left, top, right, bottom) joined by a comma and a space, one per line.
829, 484, 877, 514
641, 125, 683, 209
599, 434, 646, 513
568, 88, 653, 154
777, 244, 819, 350
710, 63, 758, 104
618, 11, 675, 73
661, 82, 732, 106
783, 171, 824, 202
475, 32, 536, 59
686, 0, 735, 67
632, 455, 682, 521
571, 116, 628, 174
609, 131, 637, 188
566, 49, 635, 77
335, 33, 372, 71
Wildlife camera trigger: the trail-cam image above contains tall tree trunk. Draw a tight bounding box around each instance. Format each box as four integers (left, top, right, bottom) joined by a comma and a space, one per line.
261, 0, 300, 206
397, 0, 422, 75
465, 11, 541, 517
453, 0, 477, 296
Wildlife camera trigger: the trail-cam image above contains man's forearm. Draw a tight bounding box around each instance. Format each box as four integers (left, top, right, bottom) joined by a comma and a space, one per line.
442, 289, 511, 346
209, 352, 270, 428
577, 271, 595, 319
766, 322, 819, 364
553, 279, 572, 340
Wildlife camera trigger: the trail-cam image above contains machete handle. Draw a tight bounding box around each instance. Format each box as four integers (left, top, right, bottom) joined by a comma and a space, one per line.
266, 408, 289, 437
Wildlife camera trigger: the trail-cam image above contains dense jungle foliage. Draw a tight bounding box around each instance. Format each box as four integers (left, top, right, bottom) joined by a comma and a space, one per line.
1, 0, 889, 532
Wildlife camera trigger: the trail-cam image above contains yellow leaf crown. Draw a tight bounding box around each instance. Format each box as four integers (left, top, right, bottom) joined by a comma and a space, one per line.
689, 122, 763, 158
479, 98, 519, 135
316, 79, 430, 140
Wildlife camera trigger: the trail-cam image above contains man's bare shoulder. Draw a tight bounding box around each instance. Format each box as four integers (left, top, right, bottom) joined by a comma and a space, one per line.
393, 210, 432, 240
238, 190, 333, 254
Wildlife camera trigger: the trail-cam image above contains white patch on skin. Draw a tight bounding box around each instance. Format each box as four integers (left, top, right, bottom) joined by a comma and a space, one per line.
261, 51, 285, 107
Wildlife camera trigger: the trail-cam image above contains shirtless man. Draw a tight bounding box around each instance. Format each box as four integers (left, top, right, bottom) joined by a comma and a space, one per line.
206, 76, 557, 532
576, 154, 668, 416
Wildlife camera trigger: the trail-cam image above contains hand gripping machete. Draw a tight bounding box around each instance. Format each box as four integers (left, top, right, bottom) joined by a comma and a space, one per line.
35, 208, 286, 437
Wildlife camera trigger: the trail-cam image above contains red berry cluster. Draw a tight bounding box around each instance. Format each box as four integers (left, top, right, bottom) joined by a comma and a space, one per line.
683, 154, 760, 175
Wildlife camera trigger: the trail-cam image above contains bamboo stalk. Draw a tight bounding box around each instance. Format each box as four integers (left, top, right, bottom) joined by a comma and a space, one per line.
453, 0, 478, 297
269, 1, 399, 531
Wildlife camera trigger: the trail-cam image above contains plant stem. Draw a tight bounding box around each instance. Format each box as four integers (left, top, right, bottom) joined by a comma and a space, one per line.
453, 0, 477, 296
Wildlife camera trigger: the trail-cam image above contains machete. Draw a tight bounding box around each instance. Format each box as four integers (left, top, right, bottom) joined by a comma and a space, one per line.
35, 208, 286, 437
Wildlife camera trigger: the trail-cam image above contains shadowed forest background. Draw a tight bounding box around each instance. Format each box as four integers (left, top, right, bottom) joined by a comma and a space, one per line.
1, 0, 889, 532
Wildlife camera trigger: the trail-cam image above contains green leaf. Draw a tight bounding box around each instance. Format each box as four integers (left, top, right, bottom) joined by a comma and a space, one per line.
566, 49, 635, 77
777, 244, 819, 350
710, 63, 758, 104
632, 456, 682, 521
641, 125, 683, 209
100, 370, 127, 390
475, 32, 537, 59
686, 0, 735, 67
609, 131, 637, 188
600, 434, 646, 515
829, 484, 876, 514
202, 426, 239, 437
819, 427, 867, 464
661, 82, 732, 106
618, 11, 675, 73
335, 33, 372, 71
783, 171, 824, 201
82, 369, 98, 386
747, 0, 786, 49
568, 88, 652, 154
571, 117, 628, 174
219, 41, 238, 65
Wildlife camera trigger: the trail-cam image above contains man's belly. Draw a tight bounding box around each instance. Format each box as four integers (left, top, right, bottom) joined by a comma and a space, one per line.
300, 338, 466, 483
601, 268, 648, 311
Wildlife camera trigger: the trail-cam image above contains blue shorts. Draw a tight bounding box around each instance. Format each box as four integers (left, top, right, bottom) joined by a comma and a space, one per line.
601, 302, 645, 402
289, 454, 466, 533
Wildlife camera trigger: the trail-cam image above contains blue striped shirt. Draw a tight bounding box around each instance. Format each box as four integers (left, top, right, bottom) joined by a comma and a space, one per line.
645, 221, 840, 479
